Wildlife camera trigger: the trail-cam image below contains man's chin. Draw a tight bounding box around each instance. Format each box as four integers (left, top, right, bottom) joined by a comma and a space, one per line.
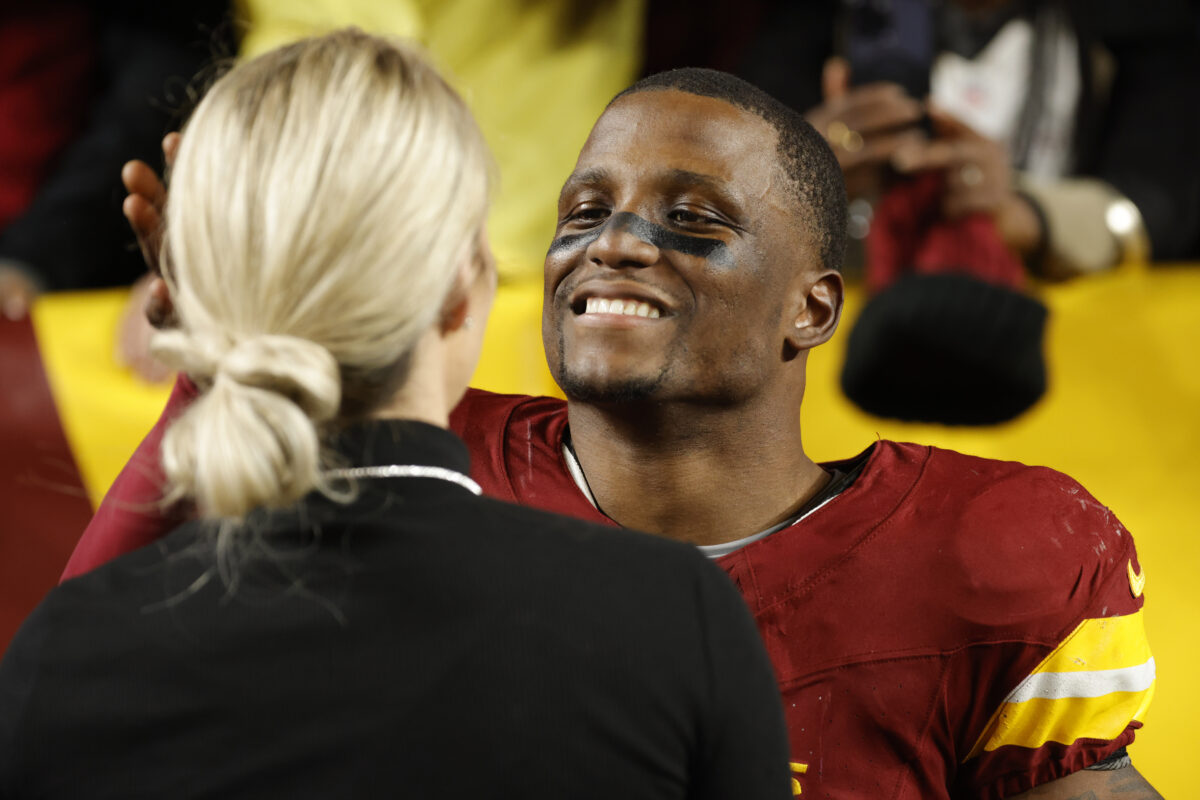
556, 367, 667, 406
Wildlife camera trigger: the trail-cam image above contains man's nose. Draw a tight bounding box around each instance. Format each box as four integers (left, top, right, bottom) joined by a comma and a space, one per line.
586, 214, 660, 268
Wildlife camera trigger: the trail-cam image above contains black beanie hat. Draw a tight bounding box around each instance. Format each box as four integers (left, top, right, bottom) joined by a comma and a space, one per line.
840, 272, 1049, 426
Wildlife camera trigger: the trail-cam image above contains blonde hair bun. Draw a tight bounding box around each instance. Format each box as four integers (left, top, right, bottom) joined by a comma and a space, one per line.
154, 331, 341, 422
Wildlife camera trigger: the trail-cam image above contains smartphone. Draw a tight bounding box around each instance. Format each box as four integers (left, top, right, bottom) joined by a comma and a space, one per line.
842, 0, 934, 98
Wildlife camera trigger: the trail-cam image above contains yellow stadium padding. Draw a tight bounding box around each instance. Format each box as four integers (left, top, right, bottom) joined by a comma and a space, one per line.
34, 266, 1197, 794
31, 291, 175, 502
472, 279, 561, 399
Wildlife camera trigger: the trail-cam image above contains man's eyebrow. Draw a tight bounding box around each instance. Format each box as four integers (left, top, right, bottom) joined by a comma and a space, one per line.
664, 169, 726, 190
559, 168, 610, 196
561, 168, 729, 192
558, 167, 743, 217
664, 169, 743, 208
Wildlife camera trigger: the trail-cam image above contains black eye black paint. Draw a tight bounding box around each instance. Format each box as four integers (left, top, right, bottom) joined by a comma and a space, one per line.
548, 211, 731, 266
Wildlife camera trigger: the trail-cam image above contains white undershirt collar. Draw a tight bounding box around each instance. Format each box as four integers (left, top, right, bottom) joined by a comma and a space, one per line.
561, 441, 844, 559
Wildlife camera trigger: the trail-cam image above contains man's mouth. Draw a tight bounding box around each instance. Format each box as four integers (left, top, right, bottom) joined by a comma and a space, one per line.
578, 297, 662, 319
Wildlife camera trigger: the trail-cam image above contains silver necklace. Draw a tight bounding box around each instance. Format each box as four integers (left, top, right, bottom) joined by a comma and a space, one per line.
324, 465, 482, 496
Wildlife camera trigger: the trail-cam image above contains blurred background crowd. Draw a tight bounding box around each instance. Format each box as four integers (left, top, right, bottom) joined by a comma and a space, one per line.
4, 1, 1197, 320
1, 0, 1197, 791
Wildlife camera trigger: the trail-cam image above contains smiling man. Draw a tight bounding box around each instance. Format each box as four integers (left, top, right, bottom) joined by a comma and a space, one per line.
536, 85, 843, 544
71, 69, 1158, 799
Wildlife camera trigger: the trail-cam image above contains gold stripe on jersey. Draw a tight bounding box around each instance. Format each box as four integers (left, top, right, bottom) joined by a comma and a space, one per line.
966, 610, 1155, 760
790, 761, 808, 795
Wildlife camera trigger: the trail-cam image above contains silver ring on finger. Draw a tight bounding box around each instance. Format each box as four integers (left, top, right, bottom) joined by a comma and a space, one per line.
959, 163, 984, 187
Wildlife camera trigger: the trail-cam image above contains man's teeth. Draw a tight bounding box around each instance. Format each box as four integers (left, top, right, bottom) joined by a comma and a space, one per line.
584, 297, 661, 318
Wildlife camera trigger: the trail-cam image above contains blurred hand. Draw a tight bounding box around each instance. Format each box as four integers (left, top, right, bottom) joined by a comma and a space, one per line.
120, 132, 179, 276
0, 264, 40, 321
892, 107, 1042, 254
115, 132, 180, 382
805, 57, 928, 199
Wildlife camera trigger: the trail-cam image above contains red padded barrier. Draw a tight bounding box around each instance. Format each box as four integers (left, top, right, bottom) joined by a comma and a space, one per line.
0, 315, 93, 654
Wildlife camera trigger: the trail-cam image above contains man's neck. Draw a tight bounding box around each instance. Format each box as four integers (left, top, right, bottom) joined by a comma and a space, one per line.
565, 395, 829, 546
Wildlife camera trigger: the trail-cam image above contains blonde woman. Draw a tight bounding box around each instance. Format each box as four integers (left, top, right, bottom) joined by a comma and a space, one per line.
0, 31, 789, 798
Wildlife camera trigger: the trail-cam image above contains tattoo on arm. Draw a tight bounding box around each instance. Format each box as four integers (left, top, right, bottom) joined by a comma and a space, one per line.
1104, 770, 1164, 797
1012, 765, 1163, 799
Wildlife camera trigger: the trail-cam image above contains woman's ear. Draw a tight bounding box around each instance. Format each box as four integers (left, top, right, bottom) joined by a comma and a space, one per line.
438, 258, 476, 335
440, 227, 496, 336
784, 270, 844, 356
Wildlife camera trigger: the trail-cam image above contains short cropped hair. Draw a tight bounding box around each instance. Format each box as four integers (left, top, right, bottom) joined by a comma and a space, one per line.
614, 68, 847, 273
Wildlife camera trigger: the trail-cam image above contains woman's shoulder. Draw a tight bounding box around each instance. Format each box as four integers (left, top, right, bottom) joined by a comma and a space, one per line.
460, 494, 732, 600
472, 494, 702, 555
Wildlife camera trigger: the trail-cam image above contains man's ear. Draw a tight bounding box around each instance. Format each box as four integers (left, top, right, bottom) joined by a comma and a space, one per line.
784, 270, 844, 357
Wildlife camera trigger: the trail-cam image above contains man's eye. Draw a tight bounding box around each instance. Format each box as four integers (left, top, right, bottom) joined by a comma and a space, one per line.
566, 205, 609, 224
668, 208, 722, 226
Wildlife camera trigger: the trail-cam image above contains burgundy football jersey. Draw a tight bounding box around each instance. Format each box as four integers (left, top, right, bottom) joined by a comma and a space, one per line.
450, 389, 1154, 800
69, 383, 1155, 799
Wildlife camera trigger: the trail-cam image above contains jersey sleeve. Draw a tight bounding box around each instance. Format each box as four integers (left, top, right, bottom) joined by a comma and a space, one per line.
59, 374, 198, 582
951, 471, 1154, 800
448, 388, 587, 518
448, 388, 523, 501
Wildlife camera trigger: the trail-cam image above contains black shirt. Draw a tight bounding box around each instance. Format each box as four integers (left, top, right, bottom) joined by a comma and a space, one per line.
0, 420, 790, 799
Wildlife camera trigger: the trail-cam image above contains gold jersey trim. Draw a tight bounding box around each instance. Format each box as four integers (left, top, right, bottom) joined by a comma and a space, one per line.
965, 609, 1155, 760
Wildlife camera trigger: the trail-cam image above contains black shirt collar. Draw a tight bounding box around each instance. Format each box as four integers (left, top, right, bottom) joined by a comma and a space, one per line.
329, 418, 472, 476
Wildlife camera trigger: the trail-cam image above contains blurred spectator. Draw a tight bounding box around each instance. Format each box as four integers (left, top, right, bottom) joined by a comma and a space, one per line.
0, 3, 95, 319
0, 4, 95, 233
645, 0, 1200, 425
0, 0, 233, 321
647, 0, 1200, 274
